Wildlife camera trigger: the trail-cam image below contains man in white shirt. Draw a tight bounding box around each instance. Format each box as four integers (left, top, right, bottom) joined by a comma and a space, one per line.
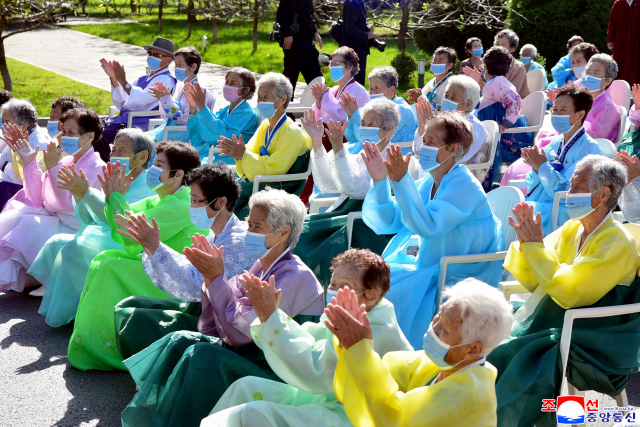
97, 37, 177, 161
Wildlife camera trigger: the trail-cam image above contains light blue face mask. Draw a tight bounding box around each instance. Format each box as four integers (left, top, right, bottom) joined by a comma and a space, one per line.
550, 114, 575, 134
146, 165, 177, 191
174, 67, 191, 82
566, 191, 600, 220
245, 231, 276, 259
423, 324, 468, 371
47, 121, 61, 138
472, 48, 484, 57
359, 126, 380, 143
520, 56, 532, 65
61, 134, 89, 156
430, 63, 447, 75
419, 145, 445, 172
329, 66, 345, 82
369, 93, 384, 100
147, 56, 162, 72
573, 65, 586, 79
257, 101, 278, 119
325, 288, 366, 306
581, 75, 602, 92
440, 98, 458, 112
110, 157, 131, 175
189, 198, 219, 229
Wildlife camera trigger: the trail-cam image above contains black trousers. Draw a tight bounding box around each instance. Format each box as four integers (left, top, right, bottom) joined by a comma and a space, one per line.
283, 43, 322, 99
352, 46, 368, 85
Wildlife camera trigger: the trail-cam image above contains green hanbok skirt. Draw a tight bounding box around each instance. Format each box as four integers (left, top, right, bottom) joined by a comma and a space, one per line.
487, 277, 640, 427
617, 128, 640, 158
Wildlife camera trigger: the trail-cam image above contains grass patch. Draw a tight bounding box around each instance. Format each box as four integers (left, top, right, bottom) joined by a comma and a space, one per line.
1, 58, 113, 116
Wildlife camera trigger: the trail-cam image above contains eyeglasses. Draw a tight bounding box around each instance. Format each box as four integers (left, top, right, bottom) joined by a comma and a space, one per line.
329, 60, 345, 67
190, 198, 208, 206
148, 51, 170, 59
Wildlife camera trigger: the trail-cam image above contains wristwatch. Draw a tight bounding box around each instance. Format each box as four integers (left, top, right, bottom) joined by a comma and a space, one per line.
124, 83, 131, 89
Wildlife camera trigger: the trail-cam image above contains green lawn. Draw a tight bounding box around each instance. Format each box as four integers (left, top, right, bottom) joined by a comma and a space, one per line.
72, 3, 432, 96
1, 58, 113, 116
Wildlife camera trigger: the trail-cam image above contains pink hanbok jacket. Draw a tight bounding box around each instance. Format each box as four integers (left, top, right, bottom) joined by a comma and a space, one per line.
312, 78, 370, 123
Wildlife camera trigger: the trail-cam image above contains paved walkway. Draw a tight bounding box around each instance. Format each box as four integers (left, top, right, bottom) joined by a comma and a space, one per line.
4, 25, 306, 111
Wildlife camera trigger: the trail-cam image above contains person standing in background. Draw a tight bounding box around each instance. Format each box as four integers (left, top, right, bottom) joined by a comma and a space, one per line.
277, 0, 323, 98
607, 0, 640, 88
341, 0, 377, 85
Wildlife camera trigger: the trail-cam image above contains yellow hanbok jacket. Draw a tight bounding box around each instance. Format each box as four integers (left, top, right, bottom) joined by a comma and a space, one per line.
333, 338, 499, 427
504, 215, 640, 309
235, 117, 311, 182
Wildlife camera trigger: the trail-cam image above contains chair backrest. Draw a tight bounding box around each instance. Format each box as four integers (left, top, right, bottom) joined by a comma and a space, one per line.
481, 120, 500, 167
526, 69, 546, 93
615, 105, 628, 147
487, 186, 525, 247
299, 76, 325, 106
594, 138, 617, 158
623, 223, 640, 253
520, 91, 547, 128
610, 80, 631, 110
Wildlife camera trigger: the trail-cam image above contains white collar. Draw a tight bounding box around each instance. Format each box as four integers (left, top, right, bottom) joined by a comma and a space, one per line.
627, 0, 633, 6
560, 125, 585, 150
593, 91, 606, 101
431, 357, 487, 385
576, 211, 611, 256
260, 247, 291, 280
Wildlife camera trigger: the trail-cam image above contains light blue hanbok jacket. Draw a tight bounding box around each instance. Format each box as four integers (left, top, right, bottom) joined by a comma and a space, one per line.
32, 170, 156, 327
525, 129, 604, 235
363, 164, 504, 348
344, 96, 418, 153
548, 53, 577, 89
187, 100, 260, 164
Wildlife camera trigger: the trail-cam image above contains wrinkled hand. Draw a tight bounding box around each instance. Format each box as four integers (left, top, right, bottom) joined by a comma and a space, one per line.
329, 287, 361, 319
311, 82, 327, 104
218, 134, 246, 160
545, 88, 560, 104
0, 123, 29, 148
240, 273, 282, 323
115, 211, 162, 254
149, 81, 172, 100
521, 146, 546, 174
100, 58, 116, 80
10, 138, 39, 166
57, 164, 90, 199
367, 31, 377, 40
183, 233, 225, 285
314, 32, 323, 52
361, 141, 388, 182
384, 144, 411, 182
325, 120, 347, 153
406, 88, 422, 103
283, 36, 294, 50
632, 84, 640, 111
185, 82, 207, 110
113, 60, 127, 86
508, 202, 543, 244
498, 125, 507, 134
301, 109, 325, 151
339, 92, 359, 118
43, 140, 62, 170
462, 66, 483, 84
98, 161, 133, 202
324, 303, 372, 349
416, 96, 433, 135
615, 151, 640, 183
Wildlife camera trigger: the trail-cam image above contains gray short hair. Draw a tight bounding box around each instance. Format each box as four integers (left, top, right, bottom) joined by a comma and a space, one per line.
257, 72, 293, 109
248, 187, 306, 249
587, 53, 618, 82
443, 278, 513, 356
574, 155, 627, 211
114, 128, 155, 169
445, 75, 481, 113
368, 66, 399, 91
495, 29, 519, 50
520, 43, 537, 57
359, 97, 401, 137
0, 99, 38, 133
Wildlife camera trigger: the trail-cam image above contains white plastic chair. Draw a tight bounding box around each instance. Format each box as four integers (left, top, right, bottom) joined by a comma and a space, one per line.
286, 77, 325, 115
207, 146, 237, 175
507, 179, 527, 189
594, 138, 617, 158
109, 106, 119, 119
346, 211, 362, 249
309, 197, 340, 215
526, 69, 547, 94
163, 125, 188, 141
465, 120, 499, 174
503, 91, 547, 139
615, 105, 628, 147
251, 157, 312, 194
611, 80, 631, 110
127, 111, 163, 130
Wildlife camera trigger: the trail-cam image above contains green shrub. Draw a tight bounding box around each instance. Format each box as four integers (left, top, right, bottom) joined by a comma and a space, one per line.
391, 52, 418, 87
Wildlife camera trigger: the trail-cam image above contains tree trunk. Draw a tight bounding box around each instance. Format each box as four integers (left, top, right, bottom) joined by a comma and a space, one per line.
212, 18, 218, 44
398, 0, 409, 52
157, 0, 163, 32
252, 0, 261, 51
130, 0, 137, 13
186, 0, 195, 40
0, 38, 12, 92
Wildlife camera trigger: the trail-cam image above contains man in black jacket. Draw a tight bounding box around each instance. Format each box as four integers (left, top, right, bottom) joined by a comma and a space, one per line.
341, 0, 383, 85
276, 0, 323, 97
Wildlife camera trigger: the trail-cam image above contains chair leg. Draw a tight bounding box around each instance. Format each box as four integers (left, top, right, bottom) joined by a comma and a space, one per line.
615, 389, 629, 410
567, 382, 585, 396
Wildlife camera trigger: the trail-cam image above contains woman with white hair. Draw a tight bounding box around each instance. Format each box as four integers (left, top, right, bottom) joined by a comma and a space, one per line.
489, 155, 640, 427
0, 98, 51, 208
361, 112, 504, 348
119, 188, 324, 427
519, 43, 548, 87
29, 128, 156, 320
328, 279, 513, 427
341, 66, 417, 147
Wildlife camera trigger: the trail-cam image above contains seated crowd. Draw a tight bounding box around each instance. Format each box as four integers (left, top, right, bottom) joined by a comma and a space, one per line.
1, 26, 640, 427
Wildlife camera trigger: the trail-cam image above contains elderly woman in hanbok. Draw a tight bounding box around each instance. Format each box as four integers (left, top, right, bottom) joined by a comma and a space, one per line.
119, 188, 323, 427
146, 47, 215, 145
503, 53, 620, 186
0, 99, 52, 209
547, 39, 593, 90
202, 249, 413, 427
328, 279, 513, 427
519, 44, 548, 87
219, 72, 312, 218
361, 111, 504, 348
186, 67, 258, 164
520, 85, 604, 235
67, 141, 205, 371
113, 162, 257, 360
342, 66, 417, 148
616, 151, 640, 223
28, 129, 155, 318
488, 156, 640, 427
0, 108, 105, 293
617, 83, 640, 160
407, 47, 457, 107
